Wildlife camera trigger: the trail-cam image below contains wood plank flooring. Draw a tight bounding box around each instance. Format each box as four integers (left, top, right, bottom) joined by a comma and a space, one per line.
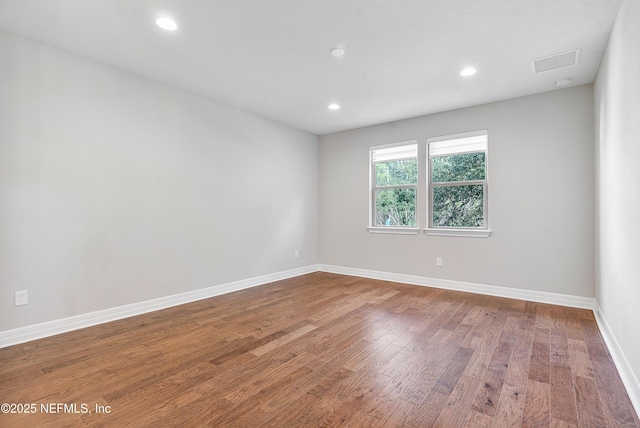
0, 272, 638, 427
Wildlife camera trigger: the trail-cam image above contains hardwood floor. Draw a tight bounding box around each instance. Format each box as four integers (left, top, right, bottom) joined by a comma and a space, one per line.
0, 272, 638, 427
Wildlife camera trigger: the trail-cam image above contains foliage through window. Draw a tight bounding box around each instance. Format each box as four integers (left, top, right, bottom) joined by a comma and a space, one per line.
428, 132, 488, 229
371, 143, 417, 227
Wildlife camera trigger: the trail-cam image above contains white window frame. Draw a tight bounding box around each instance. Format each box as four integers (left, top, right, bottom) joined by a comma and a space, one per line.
367, 140, 420, 235
424, 130, 491, 238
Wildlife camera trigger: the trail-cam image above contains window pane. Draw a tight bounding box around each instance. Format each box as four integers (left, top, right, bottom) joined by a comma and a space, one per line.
375, 188, 416, 226
376, 158, 418, 186
432, 185, 484, 227
432, 152, 485, 183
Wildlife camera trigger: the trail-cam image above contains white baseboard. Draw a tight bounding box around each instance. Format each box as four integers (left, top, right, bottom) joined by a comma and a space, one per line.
593, 302, 640, 418
318, 264, 596, 309
3, 263, 637, 417
0, 264, 597, 348
0, 265, 319, 349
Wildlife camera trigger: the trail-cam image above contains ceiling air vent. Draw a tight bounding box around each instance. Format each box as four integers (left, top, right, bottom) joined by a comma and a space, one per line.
531, 49, 580, 74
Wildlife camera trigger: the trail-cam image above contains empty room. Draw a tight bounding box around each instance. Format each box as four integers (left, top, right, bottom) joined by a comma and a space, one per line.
1, 0, 639, 426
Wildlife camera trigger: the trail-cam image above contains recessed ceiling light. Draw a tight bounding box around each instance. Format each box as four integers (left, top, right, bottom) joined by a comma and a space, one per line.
555, 78, 571, 86
156, 17, 178, 31
330, 48, 345, 57
328, 103, 340, 110
460, 67, 477, 76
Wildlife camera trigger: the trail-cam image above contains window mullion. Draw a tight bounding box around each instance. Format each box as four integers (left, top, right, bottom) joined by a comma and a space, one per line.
431, 179, 486, 187
374, 184, 417, 190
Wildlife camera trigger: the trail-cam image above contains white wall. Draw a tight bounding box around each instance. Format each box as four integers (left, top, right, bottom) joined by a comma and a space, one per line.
320, 86, 594, 297
594, 0, 640, 397
0, 31, 319, 331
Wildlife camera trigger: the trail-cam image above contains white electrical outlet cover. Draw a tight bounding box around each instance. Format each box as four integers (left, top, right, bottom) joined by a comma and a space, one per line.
15, 290, 28, 306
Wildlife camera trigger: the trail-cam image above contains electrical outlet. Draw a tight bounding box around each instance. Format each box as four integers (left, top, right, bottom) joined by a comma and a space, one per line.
294, 250, 299, 258
436, 257, 443, 267
15, 290, 28, 306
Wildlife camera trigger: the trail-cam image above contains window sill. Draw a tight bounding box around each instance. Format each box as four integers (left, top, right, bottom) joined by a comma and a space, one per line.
423, 228, 491, 238
367, 227, 420, 235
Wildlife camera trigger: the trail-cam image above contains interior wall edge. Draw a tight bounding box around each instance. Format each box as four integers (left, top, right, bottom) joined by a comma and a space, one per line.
593, 300, 640, 418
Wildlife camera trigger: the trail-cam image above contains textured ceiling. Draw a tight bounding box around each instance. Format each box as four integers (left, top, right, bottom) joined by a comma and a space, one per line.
0, 0, 622, 135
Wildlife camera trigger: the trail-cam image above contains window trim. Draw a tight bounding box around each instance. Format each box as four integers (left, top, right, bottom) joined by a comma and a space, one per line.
369, 140, 419, 230
425, 130, 491, 236
423, 227, 491, 238
367, 226, 420, 235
